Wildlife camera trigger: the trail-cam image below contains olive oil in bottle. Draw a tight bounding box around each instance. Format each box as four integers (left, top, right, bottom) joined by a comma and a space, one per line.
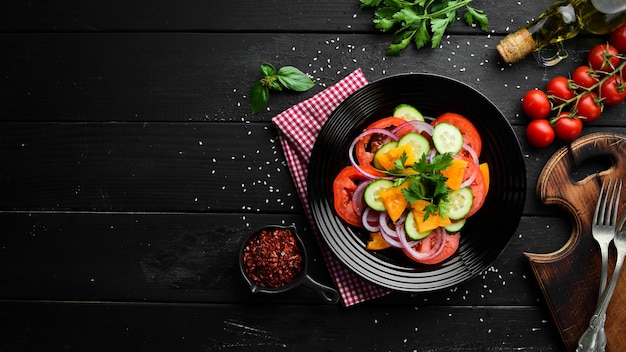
497, 0, 626, 64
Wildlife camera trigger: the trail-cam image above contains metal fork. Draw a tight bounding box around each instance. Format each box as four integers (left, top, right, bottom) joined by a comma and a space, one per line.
576, 179, 623, 352
594, 180, 621, 295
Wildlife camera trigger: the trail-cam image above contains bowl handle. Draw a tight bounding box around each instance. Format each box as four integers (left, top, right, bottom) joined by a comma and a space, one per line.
301, 274, 340, 304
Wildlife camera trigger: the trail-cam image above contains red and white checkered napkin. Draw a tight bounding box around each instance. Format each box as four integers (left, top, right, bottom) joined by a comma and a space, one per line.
272, 69, 390, 306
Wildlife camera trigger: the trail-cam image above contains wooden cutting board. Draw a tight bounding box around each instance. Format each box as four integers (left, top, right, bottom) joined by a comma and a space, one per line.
529, 132, 626, 352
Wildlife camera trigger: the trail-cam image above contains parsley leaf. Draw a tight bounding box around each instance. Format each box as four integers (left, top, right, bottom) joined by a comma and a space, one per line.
393, 151, 408, 170
401, 179, 425, 203
387, 31, 415, 56
360, 0, 383, 7
430, 9, 456, 49
360, 0, 489, 55
414, 20, 430, 49
399, 152, 454, 220
464, 6, 489, 31
427, 152, 454, 173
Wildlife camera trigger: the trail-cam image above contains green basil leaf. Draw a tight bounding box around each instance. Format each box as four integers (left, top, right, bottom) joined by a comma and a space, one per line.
270, 80, 283, 91
250, 80, 269, 114
260, 62, 276, 76
277, 66, 314, 92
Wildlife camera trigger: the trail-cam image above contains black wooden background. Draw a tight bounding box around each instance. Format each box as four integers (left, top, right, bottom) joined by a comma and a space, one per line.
2, 0, 625, 350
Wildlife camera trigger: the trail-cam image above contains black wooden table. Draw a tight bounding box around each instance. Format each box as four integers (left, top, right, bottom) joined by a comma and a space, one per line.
2, 1, 625, 351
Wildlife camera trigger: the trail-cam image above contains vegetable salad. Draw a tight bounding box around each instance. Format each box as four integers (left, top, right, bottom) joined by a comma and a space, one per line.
332, 104, 489, 265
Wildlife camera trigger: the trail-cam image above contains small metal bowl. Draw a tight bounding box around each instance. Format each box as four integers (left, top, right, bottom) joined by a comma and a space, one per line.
239, 225, 340, 304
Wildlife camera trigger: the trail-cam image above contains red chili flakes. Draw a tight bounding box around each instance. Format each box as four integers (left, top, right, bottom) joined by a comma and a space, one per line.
242, 228, 304, 288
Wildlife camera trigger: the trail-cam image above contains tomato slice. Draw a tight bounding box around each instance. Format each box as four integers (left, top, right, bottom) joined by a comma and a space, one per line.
365, 116, 408, 130
412, 233, 460, 265
465, 158, 487, 217
333, 166, 368, 227
355, 116, 408, 166
432, 113, 482, 157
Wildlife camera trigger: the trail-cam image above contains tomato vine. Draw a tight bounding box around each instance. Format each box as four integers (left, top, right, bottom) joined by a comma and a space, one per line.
522, 28, 626, 148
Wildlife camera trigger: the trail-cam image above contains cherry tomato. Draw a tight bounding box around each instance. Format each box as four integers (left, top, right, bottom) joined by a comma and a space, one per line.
332, 166, 367, 227
355, 116, 408, 165
407, 233, 460, 265
588, 44, 620, 72
526, 119, 555, 148
610, 23, 626, 54
599, 74, 626, 106
546, 76, 575, 103
572, 65, 599, 89
521, 89, 551, 119
553, 113, 583, 140
432, 112, 482, 156
575, 92, 603, 122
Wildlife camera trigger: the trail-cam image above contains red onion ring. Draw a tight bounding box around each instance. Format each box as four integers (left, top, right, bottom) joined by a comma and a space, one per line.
395, 222, 420, 247
380, 230, 402, 248
348, 129, 398, 180
351, 180, 370, 216
361, 208, 380, 233
398, 227, 447, 261
378, 212, 402, 248
460, 143, 481, 188
378, 212, 398, 237
460, 168, 478, 189
463, 143, 479, 166
392, 120, 434, 136
426, 148, 437, 162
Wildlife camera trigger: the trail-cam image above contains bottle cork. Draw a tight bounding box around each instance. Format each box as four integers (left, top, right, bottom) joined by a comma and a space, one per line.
497, 29, 537, 63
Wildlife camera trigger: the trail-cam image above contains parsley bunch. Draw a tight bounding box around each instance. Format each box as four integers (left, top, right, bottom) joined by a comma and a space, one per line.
392, 152, 454, 220
360, 0, 489, 55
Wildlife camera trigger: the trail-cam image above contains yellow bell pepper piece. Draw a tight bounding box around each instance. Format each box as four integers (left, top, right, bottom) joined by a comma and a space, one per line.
366, 232, 391, 250
441, 158, 468, 191
410, 199, 452, 233
374, 144, 416, 171
480, 163, 490, 192
379, 183, 409, 222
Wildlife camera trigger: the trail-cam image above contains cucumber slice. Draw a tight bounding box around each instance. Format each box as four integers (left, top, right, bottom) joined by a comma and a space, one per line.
404, 211, 432, 240
398, 132, 430, 160
444, 219, 466, 233
432, 122, 463, 154
447, 187, 474, 220
393, 104, 424, 121
372, 141, 398, 169
363, 179, 394, 212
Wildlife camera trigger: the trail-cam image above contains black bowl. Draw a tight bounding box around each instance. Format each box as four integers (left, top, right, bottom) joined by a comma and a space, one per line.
307, 73, 526, 292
